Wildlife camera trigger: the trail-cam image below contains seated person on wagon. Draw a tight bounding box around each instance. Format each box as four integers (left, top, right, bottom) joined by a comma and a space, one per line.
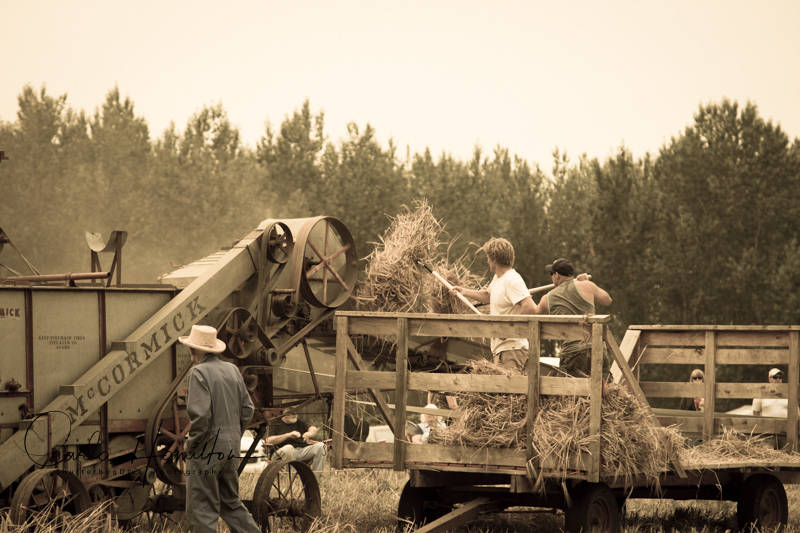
264, 409, 326, 471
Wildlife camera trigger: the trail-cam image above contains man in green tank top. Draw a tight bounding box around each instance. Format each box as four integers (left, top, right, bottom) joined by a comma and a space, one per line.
532, 258, 613, 377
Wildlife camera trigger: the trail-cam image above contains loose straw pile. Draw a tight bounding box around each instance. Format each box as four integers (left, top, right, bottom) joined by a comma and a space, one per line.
358, 201, 480, 314
681, 427, 800, 467
428, 360, 528, 448
428, 360, 685, 491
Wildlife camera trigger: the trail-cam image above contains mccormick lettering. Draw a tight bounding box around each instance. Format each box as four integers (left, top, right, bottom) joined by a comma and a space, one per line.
0, 307, 21, 318
63, 295, 207, 424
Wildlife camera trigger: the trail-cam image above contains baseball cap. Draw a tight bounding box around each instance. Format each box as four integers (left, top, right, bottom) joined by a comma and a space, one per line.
545, 258, 575, 276
769, 368, 783, 378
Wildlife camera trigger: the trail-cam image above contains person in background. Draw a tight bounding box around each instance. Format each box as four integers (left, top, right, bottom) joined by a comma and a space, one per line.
264, 409, 327, 471
680, 369, 705, 411
417, 403, 447, 442
752, 368, 788, 417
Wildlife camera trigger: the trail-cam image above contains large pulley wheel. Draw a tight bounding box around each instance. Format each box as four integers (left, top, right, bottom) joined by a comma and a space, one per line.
145, 368, 191, 486
252, 459, 321, 532
737, 474, 788, 530
10, 468, 91, 525
291, 216, 357, 308
564, 482, 620, 533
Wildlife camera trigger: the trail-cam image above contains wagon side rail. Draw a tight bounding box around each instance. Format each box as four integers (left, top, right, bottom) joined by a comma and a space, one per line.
619, 325, 800, 450
330, 311, 650, 483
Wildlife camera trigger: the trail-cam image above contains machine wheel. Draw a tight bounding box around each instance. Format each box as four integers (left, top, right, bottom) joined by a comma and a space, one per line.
146, 370, 191, 486
264, 221, 293, 264
737, 474, 788, 531
252, 459, 321, 532
292, 216, 357, 308
564, 482, 620, 533
396, 481, 451, 531
10, 468, 91, 525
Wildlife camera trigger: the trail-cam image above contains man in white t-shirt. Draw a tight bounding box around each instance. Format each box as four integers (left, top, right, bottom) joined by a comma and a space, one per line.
452, 237, 535, 372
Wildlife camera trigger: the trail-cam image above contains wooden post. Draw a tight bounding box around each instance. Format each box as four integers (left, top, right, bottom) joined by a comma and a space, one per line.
789, 331, 799, 451
332, 316, 348, 469
393, 317, 409, 471
610, 329, 642, 384
703, 330, 716, 442
526, 320, 541, 465
589, 323, 603, 483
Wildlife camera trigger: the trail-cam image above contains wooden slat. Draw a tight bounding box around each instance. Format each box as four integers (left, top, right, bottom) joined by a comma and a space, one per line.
789, 332, 799, 451
639, 347, 704, 364
704, 331, 716, 441
346, 317, 589, 342
718, 348, 789, 365
641, 331, 705, 347
630, 325, 800, 332
344, 441, 527, 467
338, 311, 611, 323
342, 441, 593, 475
527, 321, 541, 464
589, 323, 603, 483
393, 317, 408, 471
344, 371, 590, 396
344, 337, 396, 434
716, 331, 790, 347
640, 347, 789, 365
640, 382, 786, 399
332, 316, 348, 469
610, 329, 641, 384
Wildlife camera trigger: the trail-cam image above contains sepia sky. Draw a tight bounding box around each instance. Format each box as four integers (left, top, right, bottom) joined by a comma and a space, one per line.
2, 0, 799, 168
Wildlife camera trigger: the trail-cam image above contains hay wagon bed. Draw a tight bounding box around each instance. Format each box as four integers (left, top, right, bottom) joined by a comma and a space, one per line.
330, 312, 800, 532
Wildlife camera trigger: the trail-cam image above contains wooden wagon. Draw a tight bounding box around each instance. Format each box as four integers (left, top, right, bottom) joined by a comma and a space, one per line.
328, 312, 800, 532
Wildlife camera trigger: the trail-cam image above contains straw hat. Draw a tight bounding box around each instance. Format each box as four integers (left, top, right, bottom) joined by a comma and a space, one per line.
178, 325, 226, 353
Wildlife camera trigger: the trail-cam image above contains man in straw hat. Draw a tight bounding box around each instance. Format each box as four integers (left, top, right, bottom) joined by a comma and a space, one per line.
532, 258, 612, 377
451, 237, 536, 372
180, 324, 260, 533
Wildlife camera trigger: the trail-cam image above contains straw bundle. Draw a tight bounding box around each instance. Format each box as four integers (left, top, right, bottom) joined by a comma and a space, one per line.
428, 360, 685, 491
428, 360, 527, 448
357, 201, 445, 313
358, 202, 482, 315
426, 259, 483, 315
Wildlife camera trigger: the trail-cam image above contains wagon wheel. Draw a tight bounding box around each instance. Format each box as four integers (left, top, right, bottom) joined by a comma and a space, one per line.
564, 482, 620, 533
222, 308, 261, 359
396, 481, 451, 531
10, 468, 91, 525
293, 216, 357, 308
146, 371, 191, 486
252, 459, 321, 532
737, 474, 788, 530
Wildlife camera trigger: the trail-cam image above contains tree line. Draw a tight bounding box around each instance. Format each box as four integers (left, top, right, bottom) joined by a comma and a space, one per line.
2, 84, 799, 335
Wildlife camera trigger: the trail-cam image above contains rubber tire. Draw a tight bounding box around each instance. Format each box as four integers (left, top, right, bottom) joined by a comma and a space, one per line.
737, 474, 788, 531
565, 482, 620, 533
